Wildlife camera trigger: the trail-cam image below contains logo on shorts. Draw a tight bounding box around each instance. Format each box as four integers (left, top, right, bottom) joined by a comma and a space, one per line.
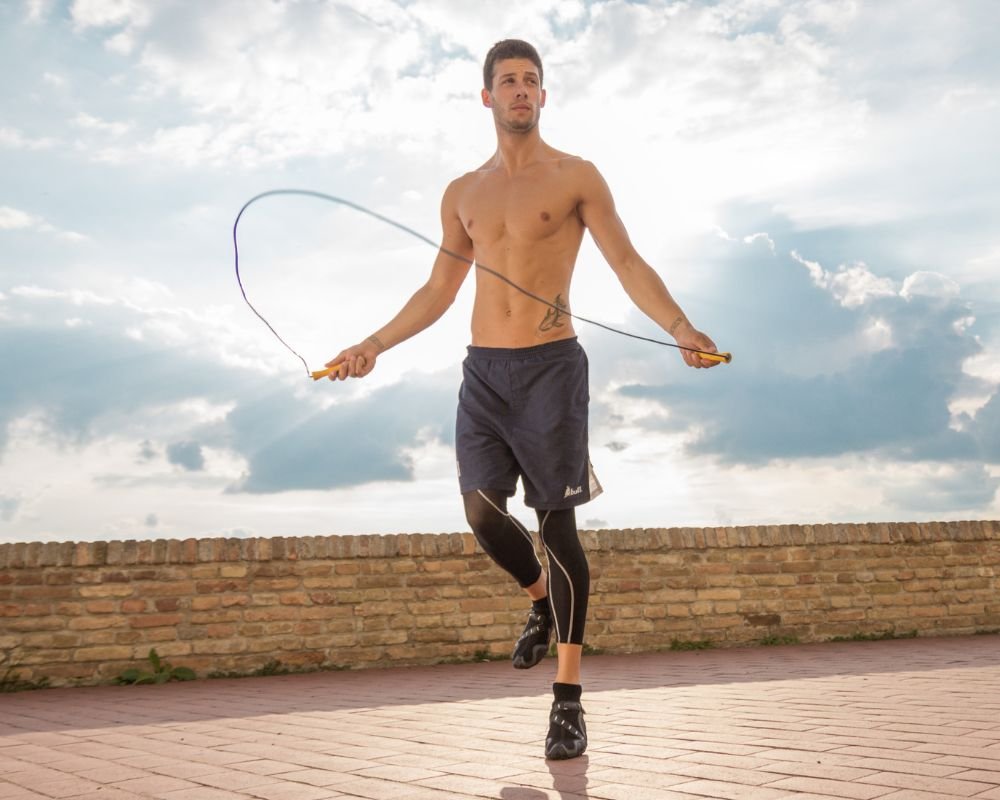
564, 485, 583, 498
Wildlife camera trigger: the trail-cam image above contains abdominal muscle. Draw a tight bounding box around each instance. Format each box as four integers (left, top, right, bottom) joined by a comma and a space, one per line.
469, 247, 580, 348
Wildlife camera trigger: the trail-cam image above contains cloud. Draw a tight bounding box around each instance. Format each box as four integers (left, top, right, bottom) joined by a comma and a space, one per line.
614, 212, 987, 468
43, 0, 875, 179
73, 112, 133, 138
0, 206, 39, 230
70, 0, 152, 32
0, 127, 57, 150
52, 1, 481, 168
883, 463, 1000, 513
743, 233, 776, 254
166, 440, 204, 471
136, 439, 156, 461
23, 0, 55, 23
224, 374, 457, 493
0, 206, 87, 242
0, 494, 21, 522
792, 251, 897, 309
901, 271, 962, 302
969, 391, 1000, 462
0, 288, 460, 494
0, 287, 263, 456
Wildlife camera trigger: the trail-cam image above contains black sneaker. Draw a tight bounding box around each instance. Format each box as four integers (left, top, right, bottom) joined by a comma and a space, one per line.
511, 609, 552, 669
545, 700, 587, 760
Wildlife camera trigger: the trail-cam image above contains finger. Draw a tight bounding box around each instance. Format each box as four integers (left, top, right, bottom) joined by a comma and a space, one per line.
324, 354, 345, 380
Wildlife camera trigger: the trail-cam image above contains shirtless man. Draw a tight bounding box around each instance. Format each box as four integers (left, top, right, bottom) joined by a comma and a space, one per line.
327, 39, 720, 760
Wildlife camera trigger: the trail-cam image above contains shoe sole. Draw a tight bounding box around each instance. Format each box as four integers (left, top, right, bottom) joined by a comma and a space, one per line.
512, 643, 549, 669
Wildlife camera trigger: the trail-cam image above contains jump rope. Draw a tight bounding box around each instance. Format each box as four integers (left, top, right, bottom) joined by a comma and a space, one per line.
232, 188, 731, 379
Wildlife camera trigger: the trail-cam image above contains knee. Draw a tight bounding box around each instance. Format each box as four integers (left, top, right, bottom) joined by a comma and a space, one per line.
463, 490, 505, 539
463, 494, 490, 534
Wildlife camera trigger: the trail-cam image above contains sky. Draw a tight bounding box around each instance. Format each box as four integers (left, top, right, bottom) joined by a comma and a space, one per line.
1, 0, 999, 544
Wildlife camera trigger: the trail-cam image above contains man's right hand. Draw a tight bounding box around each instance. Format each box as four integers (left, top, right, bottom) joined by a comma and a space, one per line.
325, 335, 384, 380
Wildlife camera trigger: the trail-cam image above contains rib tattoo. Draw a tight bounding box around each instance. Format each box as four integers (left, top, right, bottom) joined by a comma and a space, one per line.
539, 294, 568, 332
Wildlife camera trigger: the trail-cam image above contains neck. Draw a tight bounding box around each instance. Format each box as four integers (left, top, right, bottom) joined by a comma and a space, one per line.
492, 125, 546, 174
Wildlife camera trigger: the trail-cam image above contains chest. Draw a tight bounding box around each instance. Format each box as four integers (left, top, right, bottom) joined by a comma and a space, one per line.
458, 169, 580, 245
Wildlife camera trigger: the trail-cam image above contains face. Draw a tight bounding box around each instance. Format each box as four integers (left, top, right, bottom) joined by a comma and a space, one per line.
481, 57, 546, 133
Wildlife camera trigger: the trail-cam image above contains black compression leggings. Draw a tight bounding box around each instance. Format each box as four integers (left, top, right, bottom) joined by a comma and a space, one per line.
463, 489, 590, 645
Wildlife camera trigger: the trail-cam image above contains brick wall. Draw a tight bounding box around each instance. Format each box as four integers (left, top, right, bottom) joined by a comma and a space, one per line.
1, 520, 998, 688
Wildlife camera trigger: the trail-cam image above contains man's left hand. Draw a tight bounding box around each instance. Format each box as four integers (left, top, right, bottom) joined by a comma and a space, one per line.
674, 325, 721, 369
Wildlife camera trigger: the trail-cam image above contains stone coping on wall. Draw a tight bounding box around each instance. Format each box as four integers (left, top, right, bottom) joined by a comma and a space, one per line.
2, 520, 998, 568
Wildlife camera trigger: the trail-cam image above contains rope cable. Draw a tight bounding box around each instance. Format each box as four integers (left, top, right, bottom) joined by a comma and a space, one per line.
232, 188, 729, 378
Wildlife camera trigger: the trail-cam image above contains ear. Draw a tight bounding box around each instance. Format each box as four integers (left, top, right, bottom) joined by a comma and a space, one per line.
481, 87, 492, 108
540, 88, 547, 108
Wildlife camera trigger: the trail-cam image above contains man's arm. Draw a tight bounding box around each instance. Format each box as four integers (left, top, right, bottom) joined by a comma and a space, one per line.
576, 161, 719, 368
326, 180, 474, 379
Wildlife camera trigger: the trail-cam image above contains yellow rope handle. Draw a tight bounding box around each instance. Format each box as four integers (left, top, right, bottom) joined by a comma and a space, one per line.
311, 364, 341, 380
314, 351, 729, 379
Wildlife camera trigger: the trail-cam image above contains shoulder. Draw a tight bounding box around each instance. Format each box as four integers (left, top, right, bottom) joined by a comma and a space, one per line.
445, 171, 472, 194
556, 157, 610, 201
562, 153, 598, 172
443, 164, 491, 200
546, 154, 602, 182
441, 171, 475, 212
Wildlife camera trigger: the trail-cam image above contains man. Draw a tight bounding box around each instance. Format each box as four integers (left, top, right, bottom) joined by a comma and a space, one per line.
327, 39, 720, 760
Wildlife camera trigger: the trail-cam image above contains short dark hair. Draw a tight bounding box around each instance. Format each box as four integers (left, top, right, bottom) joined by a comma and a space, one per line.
483, 39, 543, 90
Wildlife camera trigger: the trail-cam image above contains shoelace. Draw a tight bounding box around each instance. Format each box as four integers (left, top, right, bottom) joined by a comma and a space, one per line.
550, 702, 585, 738
518, 612, 550, 643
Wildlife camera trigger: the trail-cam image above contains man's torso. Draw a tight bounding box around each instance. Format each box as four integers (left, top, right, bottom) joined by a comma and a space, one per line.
452, 150, 588, 348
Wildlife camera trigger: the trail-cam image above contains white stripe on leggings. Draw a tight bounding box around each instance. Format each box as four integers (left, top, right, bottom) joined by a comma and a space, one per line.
476, 489, 541, 571
540, 510, 575, 645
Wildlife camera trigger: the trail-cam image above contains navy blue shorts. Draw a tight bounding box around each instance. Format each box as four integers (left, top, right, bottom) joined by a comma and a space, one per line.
456, 337, 602, 510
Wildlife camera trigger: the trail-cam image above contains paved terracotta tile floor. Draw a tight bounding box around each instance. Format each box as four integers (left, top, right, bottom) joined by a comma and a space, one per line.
3, 635, 1000, 799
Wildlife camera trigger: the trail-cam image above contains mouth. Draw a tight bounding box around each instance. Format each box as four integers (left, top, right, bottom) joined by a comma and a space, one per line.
511, 105, 531, 111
